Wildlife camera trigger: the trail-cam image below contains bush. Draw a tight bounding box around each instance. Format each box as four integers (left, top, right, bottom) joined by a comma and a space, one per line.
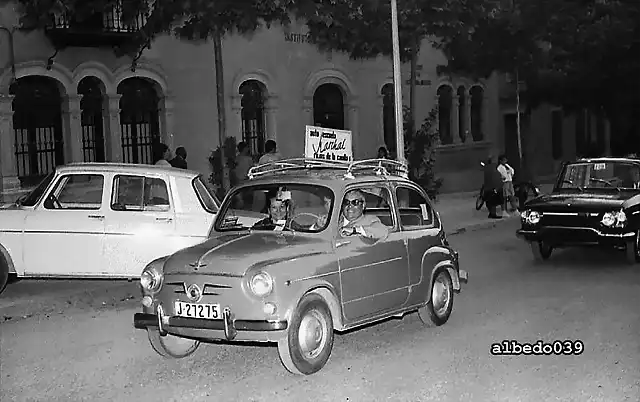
404, 105, 444, 200
208, 137, 237, 199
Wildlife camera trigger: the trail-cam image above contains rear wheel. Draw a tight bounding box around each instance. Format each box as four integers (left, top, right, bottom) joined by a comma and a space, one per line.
531, 241, 553, 262
278, 293, 334, 375
475, 192, 485, 211
418, 268, 454, 327
625, 231, 640, 264
0, 254, 10, 295
147, 328, 200, 359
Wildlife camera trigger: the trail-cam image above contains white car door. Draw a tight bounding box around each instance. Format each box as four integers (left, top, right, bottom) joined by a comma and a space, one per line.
23, 173, 106, 276
103, 173, 177, 277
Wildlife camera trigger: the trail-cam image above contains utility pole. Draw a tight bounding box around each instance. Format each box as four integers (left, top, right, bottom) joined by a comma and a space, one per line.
390, 0, 406, 165
213, 30, 230, 194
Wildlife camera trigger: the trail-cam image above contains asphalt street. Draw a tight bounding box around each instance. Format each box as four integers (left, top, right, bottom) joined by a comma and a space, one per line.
1, 219, 639, 402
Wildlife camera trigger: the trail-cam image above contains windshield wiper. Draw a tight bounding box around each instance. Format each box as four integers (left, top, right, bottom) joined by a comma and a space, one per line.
589, 178, 621, 192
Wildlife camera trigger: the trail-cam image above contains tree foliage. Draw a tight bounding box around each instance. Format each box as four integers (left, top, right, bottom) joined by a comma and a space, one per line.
439, 0, 640, 118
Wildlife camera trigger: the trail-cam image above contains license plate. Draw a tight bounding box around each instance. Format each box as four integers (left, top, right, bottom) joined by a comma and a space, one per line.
174, 301, 221, 320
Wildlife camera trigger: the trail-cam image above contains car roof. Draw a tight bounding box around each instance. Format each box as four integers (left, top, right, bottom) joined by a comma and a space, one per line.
242, 158, 414, 191
573, 157, 640, 164
57, 162, 201, 179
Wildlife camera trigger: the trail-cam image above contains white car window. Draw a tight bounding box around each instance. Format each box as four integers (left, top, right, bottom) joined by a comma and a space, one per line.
111, 175, 171, 212
44, 174, 104, 210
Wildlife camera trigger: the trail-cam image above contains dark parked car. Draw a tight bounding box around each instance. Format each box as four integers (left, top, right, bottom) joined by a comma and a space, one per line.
517, 157, 640, 263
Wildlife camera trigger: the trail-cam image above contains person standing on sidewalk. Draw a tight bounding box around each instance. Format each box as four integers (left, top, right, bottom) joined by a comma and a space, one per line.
169, 146, 188, 169
497, 154, 519, 214
258, 140, 282, 165
483, 155, 503, 219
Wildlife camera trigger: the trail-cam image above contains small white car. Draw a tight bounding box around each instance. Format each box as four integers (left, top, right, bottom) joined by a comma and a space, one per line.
0, 163, 220, 294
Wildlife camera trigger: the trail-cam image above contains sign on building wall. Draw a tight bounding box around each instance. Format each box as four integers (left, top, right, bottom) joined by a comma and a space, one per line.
304, 125, 353, 162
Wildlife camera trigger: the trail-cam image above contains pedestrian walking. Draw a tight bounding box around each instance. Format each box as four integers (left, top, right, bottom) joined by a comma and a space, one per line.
170, 146, 188, 169
258, 140, 282, 165
483, 155, 504, 219
497, 154, 519, 214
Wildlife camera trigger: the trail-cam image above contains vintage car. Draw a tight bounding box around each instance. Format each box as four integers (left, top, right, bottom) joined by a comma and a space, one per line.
517, 157, 640, 263
133, 158, 468, 375
0, 163, 220, 294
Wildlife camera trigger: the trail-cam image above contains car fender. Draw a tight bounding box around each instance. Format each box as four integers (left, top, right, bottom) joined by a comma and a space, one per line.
281, 280, 344, 331
421, 246, 460, 301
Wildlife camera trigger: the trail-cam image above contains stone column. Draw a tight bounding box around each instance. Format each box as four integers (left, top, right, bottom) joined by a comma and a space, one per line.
0, 94, 20, 194
452, 95, 461, 144
302, 96, 313, 126
158, 94, 176, 150
104, 94, 122, 162
264, 95, 279, 142
482, 93, 490, 143
62, 94, 84, 162
346, 102, 359, 159
230, 95, 242, 144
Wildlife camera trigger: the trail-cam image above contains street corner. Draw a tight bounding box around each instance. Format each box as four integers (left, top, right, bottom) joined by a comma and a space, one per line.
448, 212, 520, 236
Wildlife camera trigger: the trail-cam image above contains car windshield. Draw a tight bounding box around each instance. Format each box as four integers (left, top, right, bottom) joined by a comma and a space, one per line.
558, 161, 640, 190
212, 183, 334, 235
19, 172, 55, 207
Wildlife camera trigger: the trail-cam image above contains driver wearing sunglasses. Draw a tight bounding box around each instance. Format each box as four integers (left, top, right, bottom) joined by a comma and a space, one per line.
339, 189, 389, 241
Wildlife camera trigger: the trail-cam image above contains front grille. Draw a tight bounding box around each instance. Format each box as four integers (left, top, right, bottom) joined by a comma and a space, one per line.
166, 282, 233, 296
540, 212, 601, 228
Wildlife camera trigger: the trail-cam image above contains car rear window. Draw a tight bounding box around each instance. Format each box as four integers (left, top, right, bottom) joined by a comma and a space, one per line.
193, 176, 220, 213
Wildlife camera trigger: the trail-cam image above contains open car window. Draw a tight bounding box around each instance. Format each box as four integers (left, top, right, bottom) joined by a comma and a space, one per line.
43, 174, 105, 210
395, 186, 435, 229
213, 183, 334, 234
111, 175, 171, 212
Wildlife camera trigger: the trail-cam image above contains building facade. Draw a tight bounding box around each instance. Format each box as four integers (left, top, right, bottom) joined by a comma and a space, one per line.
0, 4, 515, 201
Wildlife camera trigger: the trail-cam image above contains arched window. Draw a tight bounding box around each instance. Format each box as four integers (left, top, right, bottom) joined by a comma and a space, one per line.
457, 86, 466, 143
437, 85, 453, 145
10, 76, 65, 184
78, 76, 106, 162
313, 83, 345, 130
381, 83, 395, 154
118, 78, 160, 164
470, 86, 484, 142
239, 80, 267, 157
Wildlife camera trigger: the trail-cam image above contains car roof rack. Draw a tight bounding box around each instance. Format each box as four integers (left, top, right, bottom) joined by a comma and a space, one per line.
247, 158, 409, 180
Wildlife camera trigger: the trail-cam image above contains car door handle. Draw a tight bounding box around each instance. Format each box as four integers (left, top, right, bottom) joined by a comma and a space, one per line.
155, 217, 173, 222
335, 240, 351, 248
88, 215, 105, 220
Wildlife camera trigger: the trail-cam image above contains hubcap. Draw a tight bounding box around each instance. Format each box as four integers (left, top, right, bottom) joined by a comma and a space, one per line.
298, 310, 327, 359
432, 273, 451, 317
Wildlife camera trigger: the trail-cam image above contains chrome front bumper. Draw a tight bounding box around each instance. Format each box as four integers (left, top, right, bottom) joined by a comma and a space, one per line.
133, 304, 288, 341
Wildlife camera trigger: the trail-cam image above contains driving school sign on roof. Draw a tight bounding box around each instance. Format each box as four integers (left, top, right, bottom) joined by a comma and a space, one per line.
304, 125, 353, 162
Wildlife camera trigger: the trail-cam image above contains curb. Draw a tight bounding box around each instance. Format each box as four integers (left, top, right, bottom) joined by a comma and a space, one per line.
448, 215, 519, 236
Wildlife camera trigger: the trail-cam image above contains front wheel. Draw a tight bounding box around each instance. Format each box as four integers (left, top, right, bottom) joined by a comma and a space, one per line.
278, 293, 334, 375
418, 268, 454, 327
147, 328, 201, 359
531, 241, 553, 262
625, 231, 640, 264
0, 254, 10, 295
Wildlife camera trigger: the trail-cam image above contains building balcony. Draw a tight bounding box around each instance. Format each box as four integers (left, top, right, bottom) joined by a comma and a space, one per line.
44, 3, 148, 48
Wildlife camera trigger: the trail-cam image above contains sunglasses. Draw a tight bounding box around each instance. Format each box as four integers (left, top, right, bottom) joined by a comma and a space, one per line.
343, 199, 365, 207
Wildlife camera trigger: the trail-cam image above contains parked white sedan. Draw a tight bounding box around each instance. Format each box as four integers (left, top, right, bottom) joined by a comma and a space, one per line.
0, 163, 220, 294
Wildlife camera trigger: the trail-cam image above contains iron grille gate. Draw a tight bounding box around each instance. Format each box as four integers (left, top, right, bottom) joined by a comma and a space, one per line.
10, 76, 64, 185
240, 80, 266, 157
79, 78, 106, 162
118, 79, 160, 164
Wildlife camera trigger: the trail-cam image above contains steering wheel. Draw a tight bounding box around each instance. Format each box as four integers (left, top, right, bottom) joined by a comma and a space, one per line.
291, 212, 322, 227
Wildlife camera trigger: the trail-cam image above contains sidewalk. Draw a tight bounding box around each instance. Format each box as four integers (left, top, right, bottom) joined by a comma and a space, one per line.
434, 183, 554, 236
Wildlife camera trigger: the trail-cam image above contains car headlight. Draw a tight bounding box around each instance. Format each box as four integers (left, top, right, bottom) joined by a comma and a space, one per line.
140, 265, 164, 293
601, 210, 627, 228
249, 272, 273, 297
521, 210, 541, 225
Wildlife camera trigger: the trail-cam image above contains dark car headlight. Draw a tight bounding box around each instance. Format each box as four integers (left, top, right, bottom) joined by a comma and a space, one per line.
521, 210, 541, 225
601, 210, 627, 228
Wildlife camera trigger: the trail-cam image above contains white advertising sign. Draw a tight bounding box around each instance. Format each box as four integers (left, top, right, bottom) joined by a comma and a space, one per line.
304, 125, 353, 162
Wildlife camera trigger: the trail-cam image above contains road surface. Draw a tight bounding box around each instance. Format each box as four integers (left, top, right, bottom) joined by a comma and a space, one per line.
1, 220, 639, 402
